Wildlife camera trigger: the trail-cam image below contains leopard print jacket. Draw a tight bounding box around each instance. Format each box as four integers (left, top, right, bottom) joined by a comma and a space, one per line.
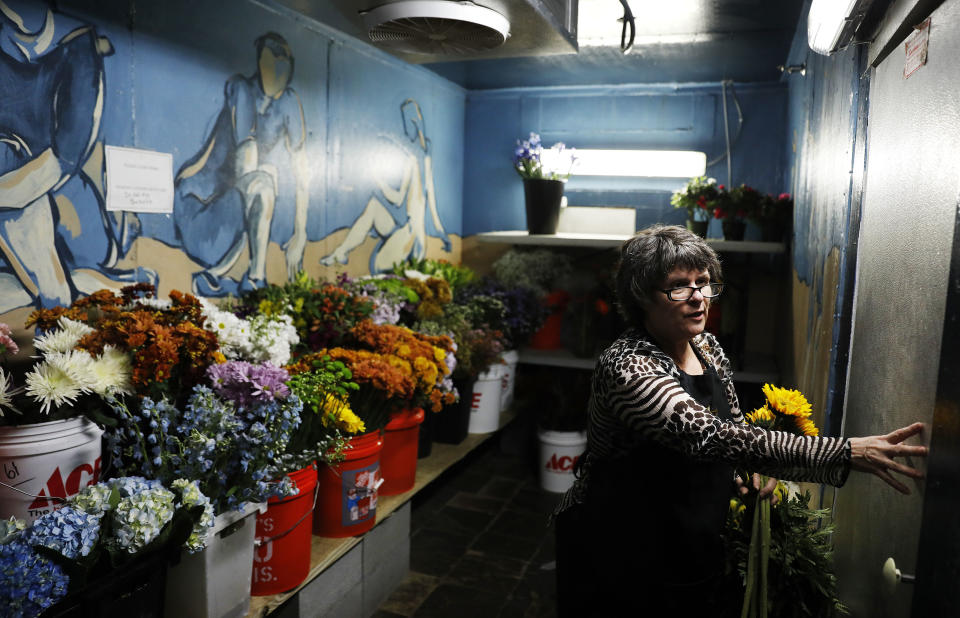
557, 329, 851, 514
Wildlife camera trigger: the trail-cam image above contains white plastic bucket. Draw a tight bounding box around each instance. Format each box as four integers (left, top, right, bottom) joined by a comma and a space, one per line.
164, 501, 266, 618
468, 364, 504, 434
537, 429, 587, 493
0, 418, 103, 523
499, 350, 520, 411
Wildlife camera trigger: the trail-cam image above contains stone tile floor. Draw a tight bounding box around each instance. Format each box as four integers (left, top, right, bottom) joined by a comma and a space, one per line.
373, 438, 562, 618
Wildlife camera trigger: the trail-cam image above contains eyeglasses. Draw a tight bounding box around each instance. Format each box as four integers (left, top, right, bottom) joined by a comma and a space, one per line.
659, 283, 724, 301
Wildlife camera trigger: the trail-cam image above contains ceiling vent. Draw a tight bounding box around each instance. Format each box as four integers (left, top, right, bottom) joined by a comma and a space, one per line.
362, 1, 511, 56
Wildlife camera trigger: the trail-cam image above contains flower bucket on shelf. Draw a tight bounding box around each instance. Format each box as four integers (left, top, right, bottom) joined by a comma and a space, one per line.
537, 429, 587, 493
380, 408, 425, 496
251, 464, 318, 596
529, 290, 570, 350
499, 350, 520, 411
417, 409, 434, 459
522, 178, 564, 234
314, 431, 383, 538
468, 364, 505, 434
0, 418, 102, 523
722, 219, 746, 241
164, 500, 266, 618
433, 378, 473, 445
687, 218, 709, 238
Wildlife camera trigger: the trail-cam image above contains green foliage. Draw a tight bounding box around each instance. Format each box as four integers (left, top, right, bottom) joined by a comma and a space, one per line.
723, 490, 850, 618
392, 258, 475, 293
490, 249, 573, 299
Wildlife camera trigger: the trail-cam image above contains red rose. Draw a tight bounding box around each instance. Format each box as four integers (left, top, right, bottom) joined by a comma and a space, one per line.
778, 193, 791, 201
713, 207, 726, 219
594, 299, 610, 316
718, 185, 725, 190
697, 196, 707, 207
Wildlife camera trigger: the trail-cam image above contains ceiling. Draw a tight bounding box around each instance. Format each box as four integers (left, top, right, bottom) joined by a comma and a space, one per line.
278, 0, 807, 89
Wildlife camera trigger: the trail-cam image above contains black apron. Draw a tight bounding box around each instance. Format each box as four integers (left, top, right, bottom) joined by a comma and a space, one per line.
557, 354, 736, 616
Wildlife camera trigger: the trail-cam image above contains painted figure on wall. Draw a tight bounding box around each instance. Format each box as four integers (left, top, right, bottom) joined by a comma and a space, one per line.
321, 98, 451, 273
171, 32, 309, 296
0, 0, 150, 311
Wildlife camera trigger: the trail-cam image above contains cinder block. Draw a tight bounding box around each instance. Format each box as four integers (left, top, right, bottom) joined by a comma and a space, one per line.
362, 504, 411, 616
363, 503, 411, 577
362, 536, 410, 616
297, 543, 363, 618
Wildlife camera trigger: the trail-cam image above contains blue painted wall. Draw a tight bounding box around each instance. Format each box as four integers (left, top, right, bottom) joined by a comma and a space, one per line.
0, 0, 464, 314
463, 82, 788, 236
781, 0, 866, 430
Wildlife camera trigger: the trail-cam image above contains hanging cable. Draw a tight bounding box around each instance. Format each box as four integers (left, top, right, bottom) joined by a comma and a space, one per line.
618, 0, 635, 54
706, 80, 744, 171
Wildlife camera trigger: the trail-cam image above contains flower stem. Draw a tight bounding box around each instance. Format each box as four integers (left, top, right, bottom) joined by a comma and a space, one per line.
760, 483, 771, 618
741, 493, 761, 618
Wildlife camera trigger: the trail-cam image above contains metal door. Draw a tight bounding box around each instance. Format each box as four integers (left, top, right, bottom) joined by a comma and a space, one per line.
834, 1, 960, 615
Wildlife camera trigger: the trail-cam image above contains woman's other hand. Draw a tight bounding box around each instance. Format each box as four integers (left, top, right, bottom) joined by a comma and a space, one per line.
735, 473, 780, 505
849, 422, 927, 494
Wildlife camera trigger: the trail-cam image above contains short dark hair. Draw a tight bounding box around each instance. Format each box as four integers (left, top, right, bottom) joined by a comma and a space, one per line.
615, 224, 722, 327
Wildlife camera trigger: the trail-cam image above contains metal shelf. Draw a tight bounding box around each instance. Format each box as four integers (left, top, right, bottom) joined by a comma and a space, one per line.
475, 231, 786, 253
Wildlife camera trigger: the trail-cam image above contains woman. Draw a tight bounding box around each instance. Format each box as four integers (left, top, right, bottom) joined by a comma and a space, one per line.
554, 224, 926, 616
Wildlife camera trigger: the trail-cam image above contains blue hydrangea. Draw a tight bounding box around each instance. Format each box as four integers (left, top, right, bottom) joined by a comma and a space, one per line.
171, 479, 215, 553
23, 506, 100, 560
108, 486, 176, 554
0, 540, 69, 617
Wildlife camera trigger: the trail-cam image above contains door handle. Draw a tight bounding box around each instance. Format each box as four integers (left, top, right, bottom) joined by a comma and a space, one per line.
882, 557, 916, 594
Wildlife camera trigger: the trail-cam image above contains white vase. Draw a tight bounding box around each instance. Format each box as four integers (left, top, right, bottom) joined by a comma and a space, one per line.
0, 417, 102, 523
164, 501, 266, 618
537, 429, 587, 493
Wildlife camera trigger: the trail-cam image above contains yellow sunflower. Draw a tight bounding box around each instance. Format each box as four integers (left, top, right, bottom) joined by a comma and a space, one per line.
762, 384, 813, 418
745, 405, 775, 428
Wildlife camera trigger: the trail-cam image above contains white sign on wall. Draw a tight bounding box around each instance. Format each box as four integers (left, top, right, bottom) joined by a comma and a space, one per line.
105, 145, 174, 213
904, 18, 931, 79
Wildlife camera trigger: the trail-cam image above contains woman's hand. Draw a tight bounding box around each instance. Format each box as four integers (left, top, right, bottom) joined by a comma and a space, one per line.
735, 473, 780, 505
849, 422, 927, 494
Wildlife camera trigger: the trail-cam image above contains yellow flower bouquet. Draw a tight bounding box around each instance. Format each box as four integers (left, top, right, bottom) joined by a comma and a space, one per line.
740, 384, 821, 618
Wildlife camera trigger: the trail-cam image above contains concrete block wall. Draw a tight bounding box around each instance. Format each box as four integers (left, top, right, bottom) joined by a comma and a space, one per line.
274, 503, 411, 618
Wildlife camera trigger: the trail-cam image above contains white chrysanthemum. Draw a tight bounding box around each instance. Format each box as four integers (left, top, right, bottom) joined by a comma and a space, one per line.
34, 317, 94, 355
134, 297, 171, 310
248, 313, 299, 366
0, 368, 20, 415
89, 345, 134, 395
201, 301, 253, 359
25, 357, 89, 414
403, 269, 430, 281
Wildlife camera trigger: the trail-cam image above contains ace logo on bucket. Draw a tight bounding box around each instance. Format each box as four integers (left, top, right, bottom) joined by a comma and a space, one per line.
341, 462, 380, 527
5, 457, 102, 521
545, 452, 579, 473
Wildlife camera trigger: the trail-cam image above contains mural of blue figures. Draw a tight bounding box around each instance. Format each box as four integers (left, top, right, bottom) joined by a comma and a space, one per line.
168, 32, 309, 297
0, 0, 466, 313
321, 98, 452, 273
0, 0, 152, 312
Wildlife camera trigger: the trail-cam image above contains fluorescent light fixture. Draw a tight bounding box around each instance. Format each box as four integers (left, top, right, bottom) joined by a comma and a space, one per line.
807, 0, 871, 55
543, 149, 706, 178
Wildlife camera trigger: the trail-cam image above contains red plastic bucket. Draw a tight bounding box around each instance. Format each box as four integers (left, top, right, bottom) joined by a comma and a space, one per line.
251, 465, 317, 595
529, 290, 570, 350
313, 431, 383, 538
380, 408, 425, 496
